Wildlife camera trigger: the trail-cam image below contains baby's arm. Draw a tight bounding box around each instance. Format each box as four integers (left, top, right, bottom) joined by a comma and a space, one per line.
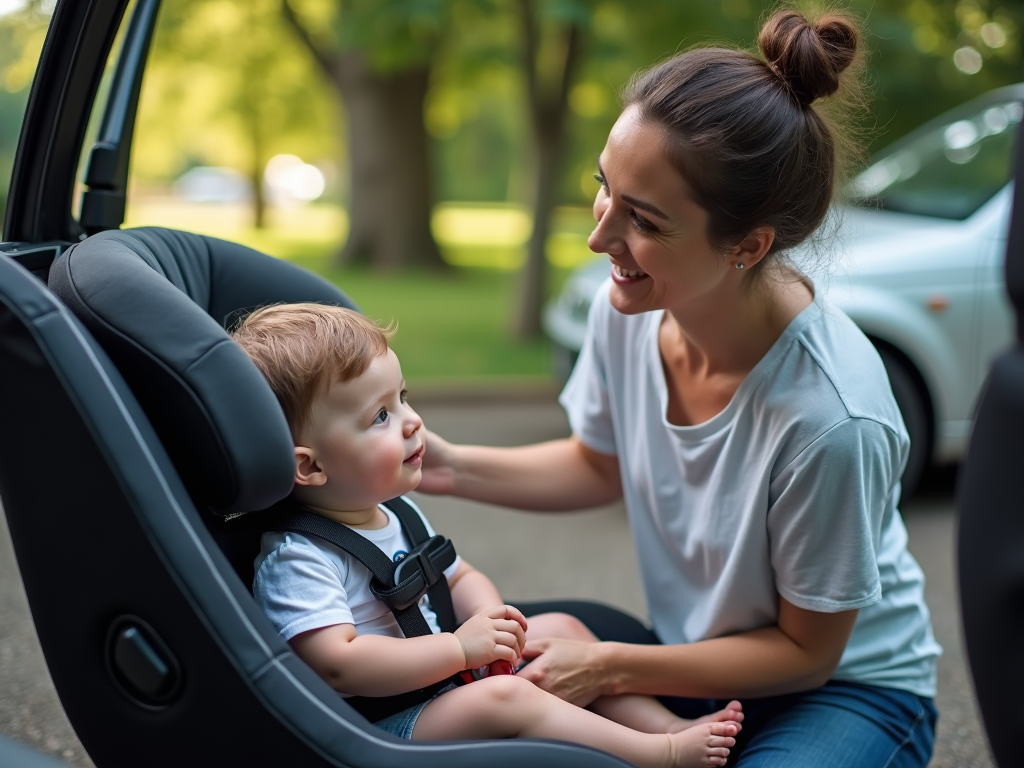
448, 559, 504, 623
290, 604, 528, 697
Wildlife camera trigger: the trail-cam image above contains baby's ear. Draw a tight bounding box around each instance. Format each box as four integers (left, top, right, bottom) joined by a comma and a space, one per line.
294, 446, 327, 487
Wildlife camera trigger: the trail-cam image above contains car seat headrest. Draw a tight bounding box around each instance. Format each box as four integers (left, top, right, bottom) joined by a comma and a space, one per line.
48, 227, 356, 516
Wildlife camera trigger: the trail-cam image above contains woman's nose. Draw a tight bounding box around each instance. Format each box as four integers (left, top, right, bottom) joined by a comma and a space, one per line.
588, 202, 624, 255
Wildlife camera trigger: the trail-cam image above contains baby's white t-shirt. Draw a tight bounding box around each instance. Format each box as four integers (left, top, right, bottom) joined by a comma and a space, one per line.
253, 497, 461, 644
561, 280, 941, 697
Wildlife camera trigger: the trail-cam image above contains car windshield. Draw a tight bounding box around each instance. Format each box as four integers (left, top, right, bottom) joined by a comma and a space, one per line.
849, 100, 1022, 220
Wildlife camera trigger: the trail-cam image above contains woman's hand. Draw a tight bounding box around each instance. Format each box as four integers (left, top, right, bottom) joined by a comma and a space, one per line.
518, 637, 608, 707
417, 428, 457, 496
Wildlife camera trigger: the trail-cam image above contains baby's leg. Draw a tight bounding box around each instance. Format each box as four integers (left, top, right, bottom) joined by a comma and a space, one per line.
527, 613, 743, 735
413, 675, 739, 768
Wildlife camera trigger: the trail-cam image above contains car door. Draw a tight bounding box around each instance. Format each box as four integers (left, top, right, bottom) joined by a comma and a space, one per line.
1, 0, 146, 268
958, 117, 1024, 768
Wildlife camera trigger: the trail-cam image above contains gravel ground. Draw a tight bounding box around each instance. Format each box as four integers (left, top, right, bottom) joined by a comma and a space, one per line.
0, 395, 999, 767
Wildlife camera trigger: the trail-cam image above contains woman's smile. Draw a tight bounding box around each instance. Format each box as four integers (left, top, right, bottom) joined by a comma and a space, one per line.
611, 263, 650, 284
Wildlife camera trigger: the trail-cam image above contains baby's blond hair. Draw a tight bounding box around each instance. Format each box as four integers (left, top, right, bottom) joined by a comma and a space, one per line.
232, 303, 393, 438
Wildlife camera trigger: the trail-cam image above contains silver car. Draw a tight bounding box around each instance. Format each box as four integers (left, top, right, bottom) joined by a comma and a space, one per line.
544, 85, 1023, 496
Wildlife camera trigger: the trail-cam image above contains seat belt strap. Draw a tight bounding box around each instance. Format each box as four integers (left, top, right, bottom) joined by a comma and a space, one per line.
382, 496, 458, 634
272, 508, 434, 638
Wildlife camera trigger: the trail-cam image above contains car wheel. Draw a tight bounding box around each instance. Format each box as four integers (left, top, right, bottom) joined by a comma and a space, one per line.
877, 347, 930, 500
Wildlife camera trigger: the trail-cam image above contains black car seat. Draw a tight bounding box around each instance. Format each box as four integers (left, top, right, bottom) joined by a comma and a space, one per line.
0, 228, 625, 768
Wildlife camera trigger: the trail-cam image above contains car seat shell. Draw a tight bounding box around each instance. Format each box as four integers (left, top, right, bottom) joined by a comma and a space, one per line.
0, 242, 628, 767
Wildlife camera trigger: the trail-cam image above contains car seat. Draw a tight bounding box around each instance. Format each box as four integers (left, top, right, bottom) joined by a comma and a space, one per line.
0, 227, 626, 768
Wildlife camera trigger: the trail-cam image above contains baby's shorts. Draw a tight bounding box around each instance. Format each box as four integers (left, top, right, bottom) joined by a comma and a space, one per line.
374, 683, 458, 740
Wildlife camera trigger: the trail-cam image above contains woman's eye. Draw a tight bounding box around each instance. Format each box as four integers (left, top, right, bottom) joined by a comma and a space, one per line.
373, 408, 389, 425
400, 389, 408, 404
629, 211, 657, 234
594, 173, 608, 190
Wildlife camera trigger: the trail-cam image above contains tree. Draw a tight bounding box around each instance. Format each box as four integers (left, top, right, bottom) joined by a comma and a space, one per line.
282, 0, 447, 270
134, 0, 339, 229
512, 0, 585, 340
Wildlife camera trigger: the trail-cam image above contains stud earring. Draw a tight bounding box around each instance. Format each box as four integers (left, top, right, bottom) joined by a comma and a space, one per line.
735, 263, 745, 270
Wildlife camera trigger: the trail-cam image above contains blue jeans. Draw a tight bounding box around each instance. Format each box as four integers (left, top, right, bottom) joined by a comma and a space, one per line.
661, 681, 937, 767
518, 600, 937, 768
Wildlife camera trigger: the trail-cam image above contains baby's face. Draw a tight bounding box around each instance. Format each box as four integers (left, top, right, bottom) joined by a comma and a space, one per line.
301, 348, 425, 511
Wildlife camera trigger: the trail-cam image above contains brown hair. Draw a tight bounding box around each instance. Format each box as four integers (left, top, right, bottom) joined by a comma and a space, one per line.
231, 303, 393, 438
624, 7, 864, 274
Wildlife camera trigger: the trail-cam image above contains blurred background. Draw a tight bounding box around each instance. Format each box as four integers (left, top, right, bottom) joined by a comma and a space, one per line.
1, 0, 1022, 384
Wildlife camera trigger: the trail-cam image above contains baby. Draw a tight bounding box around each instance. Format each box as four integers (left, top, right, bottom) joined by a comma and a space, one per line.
232, 303, 741, 768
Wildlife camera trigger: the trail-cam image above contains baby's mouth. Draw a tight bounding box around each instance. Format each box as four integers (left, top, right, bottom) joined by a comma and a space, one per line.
404, 446, 424, 465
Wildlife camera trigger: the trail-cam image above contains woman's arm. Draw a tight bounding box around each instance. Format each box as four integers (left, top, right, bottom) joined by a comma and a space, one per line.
518, 598, 858, 705
418, 430, 623, 511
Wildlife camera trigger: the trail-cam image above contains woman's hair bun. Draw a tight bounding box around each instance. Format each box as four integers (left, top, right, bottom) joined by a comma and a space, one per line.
758, 9, 858, 105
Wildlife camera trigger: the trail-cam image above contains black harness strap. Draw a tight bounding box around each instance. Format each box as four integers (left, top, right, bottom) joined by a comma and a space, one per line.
381, 496, 458, 634
276, 506, 435, 638
265, 496, 462, 723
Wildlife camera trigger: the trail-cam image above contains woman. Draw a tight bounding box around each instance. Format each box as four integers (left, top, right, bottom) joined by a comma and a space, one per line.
419, 8, 941, 767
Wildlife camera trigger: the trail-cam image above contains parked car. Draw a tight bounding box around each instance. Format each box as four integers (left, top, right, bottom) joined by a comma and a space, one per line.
545, 86, 1023, 497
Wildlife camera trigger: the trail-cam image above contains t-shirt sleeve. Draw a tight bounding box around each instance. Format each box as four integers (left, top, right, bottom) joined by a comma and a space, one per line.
253, 535, 355, 641
559, 281, 618, 456
404, 496, 461, 581
767, 416, 903, 613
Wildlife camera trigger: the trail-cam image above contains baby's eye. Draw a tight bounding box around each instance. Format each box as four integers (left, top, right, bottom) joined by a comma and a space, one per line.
373, 408, 389, 425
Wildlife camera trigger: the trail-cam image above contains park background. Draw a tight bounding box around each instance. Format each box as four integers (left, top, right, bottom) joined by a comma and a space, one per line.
1, 0, 1022, 386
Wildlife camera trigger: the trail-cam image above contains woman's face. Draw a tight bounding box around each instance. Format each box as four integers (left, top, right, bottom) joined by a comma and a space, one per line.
588, 105, 738, 317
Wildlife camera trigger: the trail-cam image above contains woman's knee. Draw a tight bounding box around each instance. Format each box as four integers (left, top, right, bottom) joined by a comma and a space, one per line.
527, 612, 597, 643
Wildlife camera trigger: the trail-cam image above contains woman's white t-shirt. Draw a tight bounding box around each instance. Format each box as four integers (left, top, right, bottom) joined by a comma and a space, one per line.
561, 280, 941, 697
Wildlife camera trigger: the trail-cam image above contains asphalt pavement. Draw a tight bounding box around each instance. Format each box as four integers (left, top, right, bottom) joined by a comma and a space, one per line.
0, 390, 997, 767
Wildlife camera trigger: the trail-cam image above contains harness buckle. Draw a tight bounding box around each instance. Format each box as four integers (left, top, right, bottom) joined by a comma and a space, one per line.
372, 535, 455, 612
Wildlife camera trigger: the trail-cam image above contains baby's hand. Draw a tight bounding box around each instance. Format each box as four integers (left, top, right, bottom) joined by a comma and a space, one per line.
453, 605, 528, 669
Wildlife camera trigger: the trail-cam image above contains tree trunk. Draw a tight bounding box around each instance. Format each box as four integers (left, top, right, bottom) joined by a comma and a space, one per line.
513, 5, 581, 339
248, 111, 266, 229
279, 1, 445, 271
330, 52, 444, 270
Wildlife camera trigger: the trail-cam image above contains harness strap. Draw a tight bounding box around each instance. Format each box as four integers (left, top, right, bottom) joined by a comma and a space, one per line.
382, 496, 458, 634
265, 497, 464, 723
273, 507, 434, 639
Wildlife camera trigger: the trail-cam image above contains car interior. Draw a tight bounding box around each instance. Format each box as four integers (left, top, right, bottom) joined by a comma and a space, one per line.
0, 0, 1019, 767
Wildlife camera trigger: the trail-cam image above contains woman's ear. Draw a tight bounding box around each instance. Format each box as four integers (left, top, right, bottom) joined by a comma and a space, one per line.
730, 226, 776, 270
294, 446, 327, 487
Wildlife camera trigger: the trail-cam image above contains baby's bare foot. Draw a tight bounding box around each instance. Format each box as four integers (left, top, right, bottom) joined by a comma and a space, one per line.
666, 720, 739, 768
669, 700, 744, 733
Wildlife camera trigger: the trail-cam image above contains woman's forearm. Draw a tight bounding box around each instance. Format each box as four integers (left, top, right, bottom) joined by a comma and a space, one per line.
598, 602, 858, 699
599, 627, 834, 699
445, 437, 622, 511
521, 600, 858, 704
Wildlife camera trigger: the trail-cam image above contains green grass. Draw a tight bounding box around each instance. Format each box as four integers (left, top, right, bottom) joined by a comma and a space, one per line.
290, 251, 556, 382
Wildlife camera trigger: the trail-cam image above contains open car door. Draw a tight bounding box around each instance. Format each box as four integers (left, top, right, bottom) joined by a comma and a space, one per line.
0, 2, 627, 766
957, 114, 1024, 766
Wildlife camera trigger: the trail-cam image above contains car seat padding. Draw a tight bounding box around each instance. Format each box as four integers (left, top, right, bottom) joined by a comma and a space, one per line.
48, 228, 355, 517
